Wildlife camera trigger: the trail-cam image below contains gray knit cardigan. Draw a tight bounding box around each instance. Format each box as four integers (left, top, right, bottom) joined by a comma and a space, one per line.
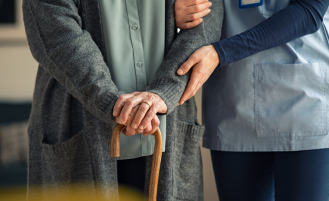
23, 0, 223, 200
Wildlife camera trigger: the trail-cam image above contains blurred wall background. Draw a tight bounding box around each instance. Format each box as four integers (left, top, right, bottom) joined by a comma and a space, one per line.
0, 0, 219, 200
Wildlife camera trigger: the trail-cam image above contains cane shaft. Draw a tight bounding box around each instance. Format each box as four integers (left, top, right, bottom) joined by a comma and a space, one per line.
148, 129, 162, 201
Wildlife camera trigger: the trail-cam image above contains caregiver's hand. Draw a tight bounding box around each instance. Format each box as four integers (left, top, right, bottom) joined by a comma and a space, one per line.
113, 92, 167, 135
177, 45, 220, 105
175, 0, 212, 29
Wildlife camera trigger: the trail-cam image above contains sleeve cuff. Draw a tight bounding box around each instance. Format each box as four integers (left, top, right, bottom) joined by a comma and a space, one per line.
146, 78, 183, 114
212, 41, 227, 68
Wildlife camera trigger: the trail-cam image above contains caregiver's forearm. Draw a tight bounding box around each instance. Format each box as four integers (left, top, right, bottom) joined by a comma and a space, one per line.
213, 0, 329, 67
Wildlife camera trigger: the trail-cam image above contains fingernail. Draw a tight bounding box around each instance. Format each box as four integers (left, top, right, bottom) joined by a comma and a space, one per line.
209, 2, 212, 6
181, 101, 185, 105
177, 69, 183, 75
139, 126, 144, 129
132, 124, 137, 128
208, 9, 211, 13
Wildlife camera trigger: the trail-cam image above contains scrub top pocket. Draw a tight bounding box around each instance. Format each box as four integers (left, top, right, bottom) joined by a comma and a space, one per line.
254, 63, 327, 137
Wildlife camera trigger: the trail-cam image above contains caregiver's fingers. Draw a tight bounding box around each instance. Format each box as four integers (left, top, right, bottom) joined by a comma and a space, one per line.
179, 18, 203, 30
184, 8, 211, 22
177, 52, 201, 76
176, 0, 209, 8
181, 82, 203, 104
179, 74, 200, 105
175, 0, 211, 29
186, 1, 211, 13
113, 92, 138, 117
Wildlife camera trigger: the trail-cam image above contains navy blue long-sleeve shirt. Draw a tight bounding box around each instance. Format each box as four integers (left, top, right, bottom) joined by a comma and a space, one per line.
213, 0, 329, 67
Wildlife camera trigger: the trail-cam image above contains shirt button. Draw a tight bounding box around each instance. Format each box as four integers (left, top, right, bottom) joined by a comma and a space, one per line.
137, 61, 143, 67
131, 24, 138, 30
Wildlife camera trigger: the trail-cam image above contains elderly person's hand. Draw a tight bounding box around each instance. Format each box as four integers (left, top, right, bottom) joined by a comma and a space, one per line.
116, 104, 161, 136
175, 0, 212, 29
113, 92, 167, 136
177, 45, 220, 105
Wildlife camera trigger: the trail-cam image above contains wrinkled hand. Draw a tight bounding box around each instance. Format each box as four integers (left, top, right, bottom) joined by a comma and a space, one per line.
177, 45, 220, 104
113, 92, 167, 136
116, 105, 160, 136
175, 0, 212, 29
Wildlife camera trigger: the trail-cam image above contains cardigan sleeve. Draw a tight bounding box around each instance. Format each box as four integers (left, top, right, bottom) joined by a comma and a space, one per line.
23, 0, 125, 125
146, 0, 225, 114
213, 0, 329, 67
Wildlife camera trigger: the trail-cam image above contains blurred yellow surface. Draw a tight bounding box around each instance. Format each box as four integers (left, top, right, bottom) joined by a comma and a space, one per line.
0, 185, 145, 201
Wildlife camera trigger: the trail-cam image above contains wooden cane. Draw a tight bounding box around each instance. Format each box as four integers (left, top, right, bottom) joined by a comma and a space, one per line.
110, 125, 162, 201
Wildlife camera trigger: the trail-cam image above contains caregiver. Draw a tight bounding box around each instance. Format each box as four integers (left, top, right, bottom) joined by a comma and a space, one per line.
176, 0, 329, 201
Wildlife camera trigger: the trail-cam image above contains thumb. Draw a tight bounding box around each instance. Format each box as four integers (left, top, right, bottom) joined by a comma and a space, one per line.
177, 53, 200, 75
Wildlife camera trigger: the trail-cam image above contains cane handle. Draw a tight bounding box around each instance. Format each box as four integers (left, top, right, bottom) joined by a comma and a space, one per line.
110, 125, 162, 201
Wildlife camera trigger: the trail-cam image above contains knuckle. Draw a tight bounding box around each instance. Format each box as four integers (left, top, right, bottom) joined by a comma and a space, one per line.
118, 96, 125, 102
191, 14, 198, 21
147, 93, 155, 101
155, 120, 160, 126
195, 6, 201, 12
117, 118, 124, 124
126, 99, 133, 106
191, 54, 198, 61
194, 19, 202, 26
141, 104, 149, 111
145, 127, 152, 133
153, 103, 160, 109
140, 92, 147, 97
147, 111, 155, 117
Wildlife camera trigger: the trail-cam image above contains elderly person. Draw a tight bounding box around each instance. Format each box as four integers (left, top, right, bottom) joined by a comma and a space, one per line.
23, 0, 224, 200
175, 0, 329, 200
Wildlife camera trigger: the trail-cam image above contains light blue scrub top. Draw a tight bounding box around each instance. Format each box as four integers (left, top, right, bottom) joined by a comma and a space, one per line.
99, 0, 166, 160
203, 0, 329, 151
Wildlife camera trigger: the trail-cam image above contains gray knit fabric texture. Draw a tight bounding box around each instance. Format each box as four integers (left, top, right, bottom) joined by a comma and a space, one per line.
23, 0, 224, 200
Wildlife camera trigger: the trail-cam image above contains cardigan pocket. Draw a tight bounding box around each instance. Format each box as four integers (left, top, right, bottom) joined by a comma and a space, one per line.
172, 119, 205, 201
254, 63, 327, 137
41, 129, 95, 185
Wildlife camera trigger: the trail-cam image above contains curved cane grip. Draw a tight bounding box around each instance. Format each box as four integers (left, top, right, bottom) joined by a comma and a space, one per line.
110, 124, 162, 201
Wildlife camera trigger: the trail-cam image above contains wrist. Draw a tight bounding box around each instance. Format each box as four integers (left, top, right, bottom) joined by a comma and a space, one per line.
150, 92, 168, 114
210, 44, 220, 67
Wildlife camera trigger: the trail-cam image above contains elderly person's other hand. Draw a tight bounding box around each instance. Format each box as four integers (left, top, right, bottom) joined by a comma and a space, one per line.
113, 92, 167, 136
175, 0, 212, 29
177, 45, 220, 105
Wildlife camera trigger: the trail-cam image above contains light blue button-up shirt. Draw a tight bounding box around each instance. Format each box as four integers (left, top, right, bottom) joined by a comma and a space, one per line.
99, 0, 166, 160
